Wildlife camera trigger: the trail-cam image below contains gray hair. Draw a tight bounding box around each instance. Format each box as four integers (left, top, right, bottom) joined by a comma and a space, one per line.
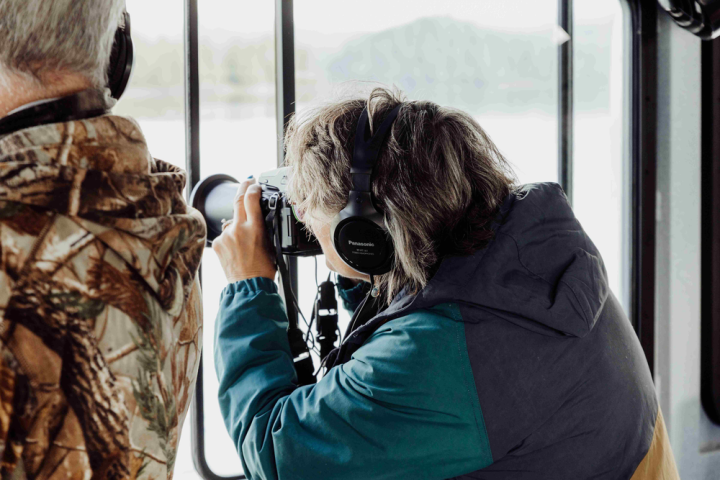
285, 86, 517, 305
0, 0, 126, 87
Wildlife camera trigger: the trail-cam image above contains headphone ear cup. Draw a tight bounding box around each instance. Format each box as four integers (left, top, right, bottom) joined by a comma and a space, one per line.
107, 11, 134, 100
331, 216, 394, 275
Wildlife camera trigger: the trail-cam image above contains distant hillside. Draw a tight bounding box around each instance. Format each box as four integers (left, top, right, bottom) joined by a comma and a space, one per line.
117, 16, 615, 118
311, 17, 613, 113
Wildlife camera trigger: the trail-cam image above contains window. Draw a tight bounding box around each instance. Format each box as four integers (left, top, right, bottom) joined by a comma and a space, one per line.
177, 1, 635, 479
115, 0, 185, 170
194, 1, 277, 478
295, 0, 559, 184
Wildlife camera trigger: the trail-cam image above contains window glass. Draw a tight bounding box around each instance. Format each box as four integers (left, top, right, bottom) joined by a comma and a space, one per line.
294, 0, 560, 342
572, 0, 630, 315
295, 0, 560, 184
114, 0, 185, 170
197, 1, 277, 477
112, 2, 200, 479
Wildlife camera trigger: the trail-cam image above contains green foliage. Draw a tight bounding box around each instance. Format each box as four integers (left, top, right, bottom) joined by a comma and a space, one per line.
131, 303, 178, 472
46, 292, 106, 319
169, 228, 188, 260
135, 454, 150, 478
0, 202, 23, 219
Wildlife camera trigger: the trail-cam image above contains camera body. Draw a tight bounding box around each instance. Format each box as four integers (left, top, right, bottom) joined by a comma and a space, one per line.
190, 167, 321, 256
258, 167, 322, 256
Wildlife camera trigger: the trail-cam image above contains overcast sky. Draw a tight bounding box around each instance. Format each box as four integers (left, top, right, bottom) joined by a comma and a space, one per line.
126, 0, 621, 42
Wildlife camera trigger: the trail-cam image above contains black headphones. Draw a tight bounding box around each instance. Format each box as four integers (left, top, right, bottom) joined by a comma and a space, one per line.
330, 104, 403, 276
107, 10, 134, 100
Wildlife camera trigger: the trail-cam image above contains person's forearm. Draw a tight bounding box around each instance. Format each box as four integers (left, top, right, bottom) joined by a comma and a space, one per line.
215, 294, 490, 480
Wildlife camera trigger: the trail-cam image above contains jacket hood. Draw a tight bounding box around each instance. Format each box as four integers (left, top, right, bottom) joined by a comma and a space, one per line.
377, 182, 609, 338
0, 114, 206, 316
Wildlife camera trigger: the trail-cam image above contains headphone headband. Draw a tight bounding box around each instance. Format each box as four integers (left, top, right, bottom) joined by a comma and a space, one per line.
350, 104, 402, 192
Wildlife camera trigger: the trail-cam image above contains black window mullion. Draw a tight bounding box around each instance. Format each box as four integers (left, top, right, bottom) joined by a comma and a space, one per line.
276, 0, 295, 166
275, 0, 299, 328
629, 0, 658, 376
185, 0, 200, 197
558, 0, 573, 205
701, 35, 720, 425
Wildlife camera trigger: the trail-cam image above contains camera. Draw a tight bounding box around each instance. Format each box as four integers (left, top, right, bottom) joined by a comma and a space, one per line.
190, 166, 323, 386
190, 166, 322, 255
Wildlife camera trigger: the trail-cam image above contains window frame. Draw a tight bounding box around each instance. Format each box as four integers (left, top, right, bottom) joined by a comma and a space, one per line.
627, 0, 658, 375
558, 0, 574, 203
187, 0, 296, 477
701, 35, 720, 426
185, 0, 658, 477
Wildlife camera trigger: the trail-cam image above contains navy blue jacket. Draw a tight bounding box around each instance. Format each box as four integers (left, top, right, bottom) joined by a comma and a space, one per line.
214, 182, 677, 479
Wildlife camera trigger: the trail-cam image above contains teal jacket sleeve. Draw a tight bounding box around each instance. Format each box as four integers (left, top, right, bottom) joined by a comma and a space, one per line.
335, 275, 370, 314
214, 277, 493, 480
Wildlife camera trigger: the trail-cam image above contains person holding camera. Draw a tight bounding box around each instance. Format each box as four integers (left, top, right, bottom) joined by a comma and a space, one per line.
212, 87, 677, 479
0, 1, 205, 479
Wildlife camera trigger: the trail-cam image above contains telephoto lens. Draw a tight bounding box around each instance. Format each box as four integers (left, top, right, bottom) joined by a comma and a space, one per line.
189, 174, 238, 247
189, 167, 322, 255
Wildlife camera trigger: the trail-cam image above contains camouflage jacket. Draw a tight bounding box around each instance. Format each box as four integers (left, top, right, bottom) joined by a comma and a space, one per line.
0, 111, 206, 479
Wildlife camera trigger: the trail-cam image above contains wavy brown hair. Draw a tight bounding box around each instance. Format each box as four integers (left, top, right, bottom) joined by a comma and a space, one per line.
285, 86, 516, 305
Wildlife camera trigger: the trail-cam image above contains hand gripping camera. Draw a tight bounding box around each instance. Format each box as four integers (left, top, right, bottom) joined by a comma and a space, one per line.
190, 167, 322, 386
190, 167, 321, 254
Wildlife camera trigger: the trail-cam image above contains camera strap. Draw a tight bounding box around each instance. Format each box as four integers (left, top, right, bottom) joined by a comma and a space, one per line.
272, 209, 298, 327
322, 290, 382, 371
267, 201, 316, 385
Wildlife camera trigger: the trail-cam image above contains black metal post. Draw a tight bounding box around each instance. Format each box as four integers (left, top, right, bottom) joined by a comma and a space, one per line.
558, 0, 573, 204
185, 0, 244, 477
629, 0, 658, 376
275, 0, 299, 327
185, 0, 200, 195
276, 0, 295, 165
701, 36, 720, 425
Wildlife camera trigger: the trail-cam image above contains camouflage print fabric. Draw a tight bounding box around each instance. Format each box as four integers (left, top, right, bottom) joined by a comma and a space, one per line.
0, 113, 206, 480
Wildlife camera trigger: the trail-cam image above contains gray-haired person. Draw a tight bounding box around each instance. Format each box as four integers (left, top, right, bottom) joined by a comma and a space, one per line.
0, 2, 206, 479
211, 87, 679, 479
